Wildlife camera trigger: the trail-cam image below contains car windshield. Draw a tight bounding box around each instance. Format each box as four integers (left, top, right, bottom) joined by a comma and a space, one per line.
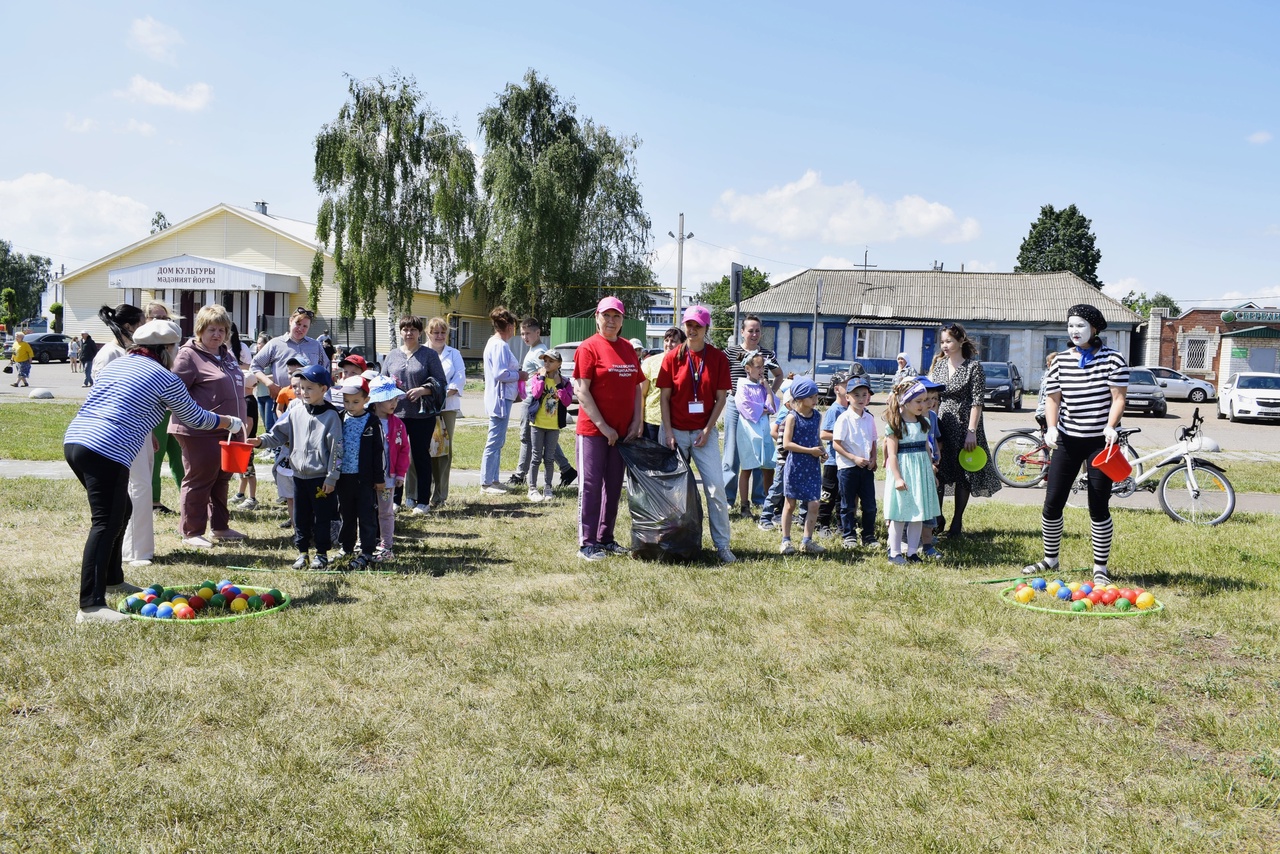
816, 362, 848, 376
983, 363, 1008, 379
1129, 370, 1155, 385
1239, 375, 1280, 391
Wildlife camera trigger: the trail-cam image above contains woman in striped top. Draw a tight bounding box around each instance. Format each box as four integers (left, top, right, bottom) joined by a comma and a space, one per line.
64, 319, 243, 623
1023, 304, 1129, 586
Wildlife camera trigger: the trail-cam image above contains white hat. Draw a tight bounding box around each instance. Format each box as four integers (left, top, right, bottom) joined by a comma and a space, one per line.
132, 319, 182, 346
897, 352, 909, 362
368, 377, 406, 403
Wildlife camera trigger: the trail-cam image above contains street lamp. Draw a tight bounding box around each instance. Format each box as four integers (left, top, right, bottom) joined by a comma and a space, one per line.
667, 213, 693, 321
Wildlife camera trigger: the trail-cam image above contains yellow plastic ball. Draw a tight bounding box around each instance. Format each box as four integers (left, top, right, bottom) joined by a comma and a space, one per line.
230, 598, 249, 613
1135, 592, 1155, 610
1105, 584, 1119, 591
1068, 582, 1082, 593
1015, 587, 1035, 604
170, 597, 188, 608
1081, 598, 1093, 610
196, 588, 215, 601
1047, 582, 1061, 595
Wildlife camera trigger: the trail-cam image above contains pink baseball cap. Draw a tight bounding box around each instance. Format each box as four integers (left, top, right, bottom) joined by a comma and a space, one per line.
596, 296, 625, 315
681, 305, 711, 328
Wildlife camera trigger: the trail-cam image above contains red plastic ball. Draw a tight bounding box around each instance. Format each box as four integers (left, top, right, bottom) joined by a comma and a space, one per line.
1071, 590, 1087, 601
187, 595, 206, 612
258, 593, 276, 608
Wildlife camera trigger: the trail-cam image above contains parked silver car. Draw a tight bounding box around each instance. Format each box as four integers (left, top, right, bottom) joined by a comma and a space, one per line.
1123, 368, 1168, 418
1134, 366, 1216, 403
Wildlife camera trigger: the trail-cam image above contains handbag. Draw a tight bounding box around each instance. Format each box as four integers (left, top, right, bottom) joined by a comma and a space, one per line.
429, 418, 451, 458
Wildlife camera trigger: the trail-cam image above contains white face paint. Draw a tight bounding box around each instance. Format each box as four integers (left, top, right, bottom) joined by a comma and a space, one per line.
1067, 316, 1093, 347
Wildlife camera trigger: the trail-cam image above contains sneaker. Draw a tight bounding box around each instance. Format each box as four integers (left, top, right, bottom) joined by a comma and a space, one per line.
780, 539, 796, 555
717, 548, 737, 564
352, 554, 371, 570
757, 518, 777, 531
279, 520, 294, 529
239, 498, 259, 511
887, 554, 908, 566
861, 539, 880, 549
922, 545, 945, 560
232, 493, 246, 506
481, 484, 507, 496
578, 545, 607, 562
372, 550, 394, 563
600, 541, 630, 557
1093, 568, 1111, 587
560, 468, 577, 488
403, 498, 417, 510
127, 559, 153, 568
311, 554, 330, 570
802, 539, 826, 554
211, 528, 246, 541
815, 526, 834, 539
182, 536, 213, 549
842, 537, 859, 549
412, 504, 432, 515
542, 485, 554, 500
507, 473, 526, 486
906, 554, 923, 564
528, 488, 544, 503
106, 581, 144, 595
76, 606, 130, 624
292, 554, 309, 569
153, 504, 175, 516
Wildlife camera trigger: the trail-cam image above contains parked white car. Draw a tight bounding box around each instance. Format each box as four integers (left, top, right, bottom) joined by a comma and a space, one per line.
1135, 366, 1216, 402
1217, 372, 1280, 422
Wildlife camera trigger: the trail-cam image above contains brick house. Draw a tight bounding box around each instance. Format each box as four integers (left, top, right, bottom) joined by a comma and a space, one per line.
1142, 302, 1280, 387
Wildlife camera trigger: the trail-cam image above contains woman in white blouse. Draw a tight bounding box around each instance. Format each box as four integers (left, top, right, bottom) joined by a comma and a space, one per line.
425, 316, 466, 509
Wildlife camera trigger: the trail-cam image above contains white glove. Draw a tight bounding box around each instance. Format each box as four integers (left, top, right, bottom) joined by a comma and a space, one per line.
227, 416, 245, 436
1103, 425, 1118, 447
1044, 425, 1059, 449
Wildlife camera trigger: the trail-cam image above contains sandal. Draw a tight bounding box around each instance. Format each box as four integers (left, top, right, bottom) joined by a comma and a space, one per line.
1022, 559, 1058, 576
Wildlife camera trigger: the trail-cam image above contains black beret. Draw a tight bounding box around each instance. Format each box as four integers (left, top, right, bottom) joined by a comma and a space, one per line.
1067, 304, 1107, 333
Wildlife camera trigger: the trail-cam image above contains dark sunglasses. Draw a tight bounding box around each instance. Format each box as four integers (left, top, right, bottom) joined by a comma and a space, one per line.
293, 308, 315, 319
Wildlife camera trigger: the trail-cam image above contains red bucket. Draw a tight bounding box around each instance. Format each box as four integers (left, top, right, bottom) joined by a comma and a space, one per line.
219, 440, 253, 474
1091, 445, 1132, 482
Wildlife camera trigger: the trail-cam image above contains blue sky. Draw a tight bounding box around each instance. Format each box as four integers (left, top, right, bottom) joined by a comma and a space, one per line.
2, 0, 1277, 309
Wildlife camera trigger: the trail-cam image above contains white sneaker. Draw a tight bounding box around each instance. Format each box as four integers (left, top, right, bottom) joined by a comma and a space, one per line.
404, 498, 417, 510
127, 559, 152, 568
542, 486, 554, 500
77, 606, 130, 624
481, 484, 507, 496
182, 536, 213, 549
412, 504, 431, 516
528, 488, 544, 503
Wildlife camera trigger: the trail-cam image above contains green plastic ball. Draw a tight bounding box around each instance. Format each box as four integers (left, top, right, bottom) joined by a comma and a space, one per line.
1114, 597, 1132, 612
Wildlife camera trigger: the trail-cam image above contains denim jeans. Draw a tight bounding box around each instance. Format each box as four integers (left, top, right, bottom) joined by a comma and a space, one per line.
480, 399, 512, 485
662, 425, 731, 550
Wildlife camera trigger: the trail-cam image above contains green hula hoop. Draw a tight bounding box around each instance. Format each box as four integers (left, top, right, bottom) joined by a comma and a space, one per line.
970, 569, 1093, 585
116, 584, 291, 623
225, 564, 398, 577
998, 585, 1164, 618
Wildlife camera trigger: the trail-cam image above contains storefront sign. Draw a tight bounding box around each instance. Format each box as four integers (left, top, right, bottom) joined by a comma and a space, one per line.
1221, 309, 1280, 323
1232, 347, 1248, 358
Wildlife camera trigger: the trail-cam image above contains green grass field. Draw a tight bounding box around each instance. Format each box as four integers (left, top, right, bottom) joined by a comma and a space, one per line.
3, 472, 1280, 850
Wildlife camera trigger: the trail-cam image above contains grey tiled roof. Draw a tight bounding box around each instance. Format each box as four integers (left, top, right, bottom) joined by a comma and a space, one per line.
740, 269, 1142, 327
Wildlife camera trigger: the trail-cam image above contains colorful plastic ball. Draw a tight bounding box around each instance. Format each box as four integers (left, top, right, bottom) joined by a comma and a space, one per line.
125, 596, 142, 612
1087, 591, 1104, 605
156, 603, 174, 619
1135, 592, 1155, 610
1115, 597, 1133, 612
1067, 581, 1081, 593
1056, 587, 1072, 600
1071, 600, 1088, 612
140, 602, 158, 618
142, 593, 157, 604
1071, 590, 1087, 601
175, 606, 194, 620
1079, 583, 1093, 595
171, 597, 188, 608
148, 583, 165, 595
225, 586, 242, 599
1015, 587, 1035, 604
209, 593, 227, 609
266, 589, 282, 602
258, 593, 276, 609
1101, 590, 1119, 606
201, 580, 216, 591
1030, 578, 1047, 591
229, 597, 248, 613
187, 595, 206, 612
1046, 582, 1061, 596
196, 588, 214, 601
218, 579, 232, 589
1081, 598, 1093, 610
247, 595, 263, 611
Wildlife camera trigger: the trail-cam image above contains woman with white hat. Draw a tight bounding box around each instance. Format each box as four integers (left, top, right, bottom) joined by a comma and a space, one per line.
63, 319, 244, 623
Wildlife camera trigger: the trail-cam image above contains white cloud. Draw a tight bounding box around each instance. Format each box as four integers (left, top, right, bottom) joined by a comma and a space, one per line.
961, 260, 1000, 273
63, 114, 97, 133
0, 174, 150, 268
1246, 131, 1272, 145
1219, 284, 1280, 303
815, 255, 856, 268
716, 171, 981, 245
116, 75, 212, 111
1103, 276, 1140, 300
121, 119, 156, 136
129, 16, 184, 64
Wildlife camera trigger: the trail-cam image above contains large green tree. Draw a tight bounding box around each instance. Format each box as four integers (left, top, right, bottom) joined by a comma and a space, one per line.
695, 266, 771, 348
1015, 203, 1103, 289
1122, 290, 1181, 319
313, 72, 480, 332
477, 70, 654, 319
0, 240, 51, 324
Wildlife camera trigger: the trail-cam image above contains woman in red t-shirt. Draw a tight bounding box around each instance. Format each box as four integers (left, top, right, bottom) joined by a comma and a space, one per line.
657, 305, 735, 563
574, 296, 644, 561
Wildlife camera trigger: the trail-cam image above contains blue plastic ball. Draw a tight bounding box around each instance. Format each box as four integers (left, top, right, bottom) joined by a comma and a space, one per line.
1030, 578, 1047, 591
1079, 583, 1093, 595
1056, 586, 1072, 600
140, 603, 158, 618
156, 603, 174, 619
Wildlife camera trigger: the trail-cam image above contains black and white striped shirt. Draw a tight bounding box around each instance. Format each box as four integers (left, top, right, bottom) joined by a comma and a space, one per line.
65, 354, 220, 466
1044, 347, 1129, 438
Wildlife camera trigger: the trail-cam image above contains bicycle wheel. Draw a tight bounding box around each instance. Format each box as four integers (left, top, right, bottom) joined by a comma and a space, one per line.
1120, 442, 1144, 481
993, 432, 1049, 487
1158, 461, 1235, 525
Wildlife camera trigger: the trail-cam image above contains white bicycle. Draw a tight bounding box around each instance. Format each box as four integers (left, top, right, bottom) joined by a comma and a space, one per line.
1066, 407, 1234, 525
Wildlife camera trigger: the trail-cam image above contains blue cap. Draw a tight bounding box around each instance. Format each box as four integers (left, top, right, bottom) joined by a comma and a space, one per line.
915, 375, 943, 389
848, 375, 872, 392
294, 364, 332, 387
285, 353, 311, 368
790, 378, 819, 400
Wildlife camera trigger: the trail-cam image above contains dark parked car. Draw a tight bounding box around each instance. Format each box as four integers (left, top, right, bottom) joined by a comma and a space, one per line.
1123, 368, 1168, 418
814, 360, 865, 404
3, 332, 72, 363
981, 360, 1024, 410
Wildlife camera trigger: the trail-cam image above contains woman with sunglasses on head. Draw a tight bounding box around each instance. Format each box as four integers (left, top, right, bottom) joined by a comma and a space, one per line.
928, 322, 1000, 539
249, 307, 328, 402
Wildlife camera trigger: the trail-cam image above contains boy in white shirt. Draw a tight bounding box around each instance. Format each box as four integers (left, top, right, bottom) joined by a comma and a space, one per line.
833, 376, 878, 548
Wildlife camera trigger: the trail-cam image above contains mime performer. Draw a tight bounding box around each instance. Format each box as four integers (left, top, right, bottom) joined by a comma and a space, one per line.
1023, 304, 1129, 586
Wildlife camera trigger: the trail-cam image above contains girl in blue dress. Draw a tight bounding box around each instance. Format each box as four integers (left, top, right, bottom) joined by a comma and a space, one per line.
883, 379, 942, 564
780, 378, 826, 555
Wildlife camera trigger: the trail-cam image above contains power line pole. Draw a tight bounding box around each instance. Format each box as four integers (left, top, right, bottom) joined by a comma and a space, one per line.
668, 214, 693, 324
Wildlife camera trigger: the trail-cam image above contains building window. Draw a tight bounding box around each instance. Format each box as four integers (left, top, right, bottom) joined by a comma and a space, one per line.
1044, 336, 1069, 356
855, 328, 900, 359
760, 321, 779, 354
1184, 337, 1209, 370
823, 323, 844, 359
459, 320, 472, 349
789, 322, 811, 361
974, 333, 1010, 362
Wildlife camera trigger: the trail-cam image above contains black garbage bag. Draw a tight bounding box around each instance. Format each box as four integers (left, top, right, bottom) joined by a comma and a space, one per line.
618, 438, 704, 561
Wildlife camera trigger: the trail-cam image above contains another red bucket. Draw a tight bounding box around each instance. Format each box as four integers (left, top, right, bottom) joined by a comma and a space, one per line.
1091, 445, 1132, 482
219, 440, 253, 474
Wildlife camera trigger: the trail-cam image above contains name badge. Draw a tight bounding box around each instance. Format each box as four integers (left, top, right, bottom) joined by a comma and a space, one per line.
688, 401, 705, 414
